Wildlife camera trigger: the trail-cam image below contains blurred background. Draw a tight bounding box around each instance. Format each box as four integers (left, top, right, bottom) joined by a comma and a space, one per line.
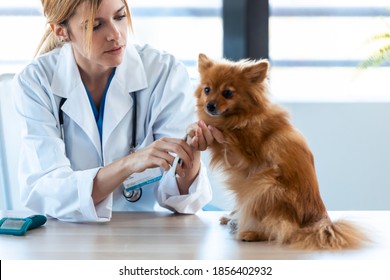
1, 0, 390, 211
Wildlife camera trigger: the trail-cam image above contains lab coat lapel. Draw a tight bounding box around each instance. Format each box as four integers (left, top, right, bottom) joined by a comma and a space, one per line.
51, 44, 102, 157
62, 86, 102, 156
102, 45, 148, 149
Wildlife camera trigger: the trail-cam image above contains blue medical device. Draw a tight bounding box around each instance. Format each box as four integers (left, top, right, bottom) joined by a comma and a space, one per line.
0, 215, 47, 236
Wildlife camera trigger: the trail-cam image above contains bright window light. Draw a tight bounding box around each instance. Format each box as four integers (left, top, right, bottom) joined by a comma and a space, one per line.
1, 0, 390, 101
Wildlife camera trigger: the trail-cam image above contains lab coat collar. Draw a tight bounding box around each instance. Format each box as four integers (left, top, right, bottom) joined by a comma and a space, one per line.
102, 44, 148, 150
51, 43, 148, 159
115, 43, 149, 94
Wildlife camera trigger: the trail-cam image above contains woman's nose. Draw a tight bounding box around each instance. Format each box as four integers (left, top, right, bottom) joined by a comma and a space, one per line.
107, 23, 121, 41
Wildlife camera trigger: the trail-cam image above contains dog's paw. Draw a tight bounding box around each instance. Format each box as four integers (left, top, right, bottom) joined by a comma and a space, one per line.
238, 231, 265, 242
220, 216, 231, 225
186, 123, 197, 139
220, 216, 238, 234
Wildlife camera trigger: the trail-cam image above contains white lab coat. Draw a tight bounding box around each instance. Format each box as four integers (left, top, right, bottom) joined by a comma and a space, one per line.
13, 43, 212, 222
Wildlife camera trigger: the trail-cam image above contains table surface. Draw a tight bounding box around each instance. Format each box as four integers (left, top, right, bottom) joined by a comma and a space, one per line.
0, 210, 389, 260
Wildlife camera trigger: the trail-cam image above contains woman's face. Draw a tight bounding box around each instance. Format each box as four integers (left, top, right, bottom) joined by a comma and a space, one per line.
66, 0, 128, 73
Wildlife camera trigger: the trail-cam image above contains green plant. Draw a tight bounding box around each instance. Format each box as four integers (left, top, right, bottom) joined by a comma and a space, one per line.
360, 33, 390, 68
359, 13, 390, 70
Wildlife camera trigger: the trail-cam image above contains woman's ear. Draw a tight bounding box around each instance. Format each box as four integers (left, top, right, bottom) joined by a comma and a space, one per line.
50, 23, 69, 42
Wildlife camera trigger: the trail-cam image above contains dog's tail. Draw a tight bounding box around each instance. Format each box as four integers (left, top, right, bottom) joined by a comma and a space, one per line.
290, 218, 368, 250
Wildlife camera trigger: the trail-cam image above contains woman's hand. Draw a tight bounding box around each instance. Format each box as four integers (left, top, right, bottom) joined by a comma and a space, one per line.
92, 137, 195, 204
127, 137, 194, 178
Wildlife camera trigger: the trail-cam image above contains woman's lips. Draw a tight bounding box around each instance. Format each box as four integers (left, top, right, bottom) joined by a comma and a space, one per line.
105, 46, 124, 55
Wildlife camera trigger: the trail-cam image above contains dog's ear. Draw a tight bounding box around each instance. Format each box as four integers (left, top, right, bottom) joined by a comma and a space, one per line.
198, 53, 214, 73
243, 59, 269, 83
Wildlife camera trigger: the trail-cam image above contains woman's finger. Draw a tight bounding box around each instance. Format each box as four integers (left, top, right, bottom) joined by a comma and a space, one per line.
209, 126, 225, 144
198, 120, 214, 146
155, 137, 194, 169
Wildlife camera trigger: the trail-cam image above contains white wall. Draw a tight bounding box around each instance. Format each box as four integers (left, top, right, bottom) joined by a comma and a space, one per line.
205, 102, 390, 211
286, 102, 390, 211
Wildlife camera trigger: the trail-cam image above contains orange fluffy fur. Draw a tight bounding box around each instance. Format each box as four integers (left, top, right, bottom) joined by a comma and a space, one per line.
193, 53, 367, 250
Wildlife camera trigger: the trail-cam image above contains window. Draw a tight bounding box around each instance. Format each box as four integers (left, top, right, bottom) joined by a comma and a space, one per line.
0, 0, 222, 80
129, 0, 222, 78
0, 0, 44, 74
269, 0, 390, 101
2, 0, 390, 101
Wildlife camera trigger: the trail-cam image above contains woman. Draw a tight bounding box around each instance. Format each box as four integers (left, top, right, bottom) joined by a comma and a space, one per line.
13, 0, 223, 222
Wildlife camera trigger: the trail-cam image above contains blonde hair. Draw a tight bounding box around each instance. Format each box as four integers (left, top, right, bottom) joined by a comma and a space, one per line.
35, 0, 132, 56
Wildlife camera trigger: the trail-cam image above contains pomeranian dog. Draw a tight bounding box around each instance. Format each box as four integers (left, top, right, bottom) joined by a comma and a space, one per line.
192, 53, 367, 250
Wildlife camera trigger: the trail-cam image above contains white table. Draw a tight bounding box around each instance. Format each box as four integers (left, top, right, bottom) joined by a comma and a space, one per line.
0, 211, 389, 260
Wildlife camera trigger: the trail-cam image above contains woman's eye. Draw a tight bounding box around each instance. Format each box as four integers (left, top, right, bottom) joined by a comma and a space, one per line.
204, 87, 211, 95
115, 14, 127, 20
91, 13, 126, 31
93, 22, 101, 31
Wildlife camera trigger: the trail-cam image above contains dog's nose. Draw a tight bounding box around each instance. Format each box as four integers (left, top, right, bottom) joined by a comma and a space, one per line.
206, 102, 217, 114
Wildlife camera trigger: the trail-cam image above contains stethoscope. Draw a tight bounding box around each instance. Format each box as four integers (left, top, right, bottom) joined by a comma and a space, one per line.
59, 92, 142, 203
123, 91, 142, 202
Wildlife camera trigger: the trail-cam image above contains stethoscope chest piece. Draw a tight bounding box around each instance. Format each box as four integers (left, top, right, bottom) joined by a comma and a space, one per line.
123, 188, 142, 203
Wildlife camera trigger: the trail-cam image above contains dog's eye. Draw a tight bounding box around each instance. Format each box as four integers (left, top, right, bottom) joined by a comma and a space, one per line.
204, 87, 211, 95
222, 89, 234, 99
